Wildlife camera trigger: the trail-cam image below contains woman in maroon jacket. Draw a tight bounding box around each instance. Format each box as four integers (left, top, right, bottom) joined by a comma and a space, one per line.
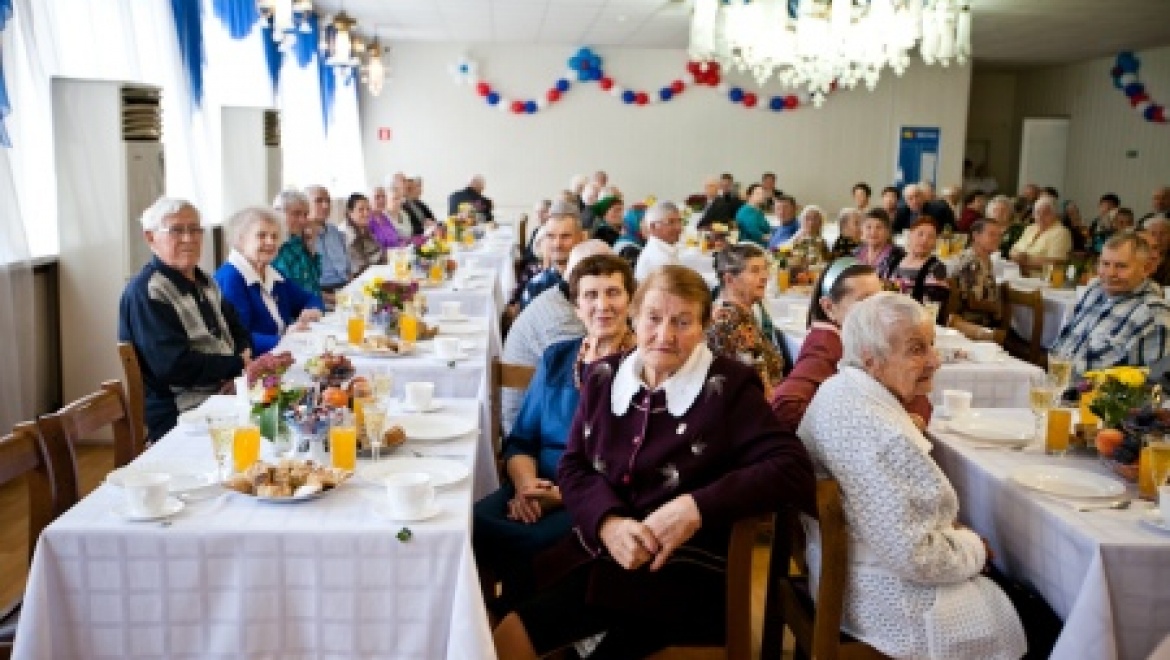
492, 265, 815, 659
770, 257, 933, 432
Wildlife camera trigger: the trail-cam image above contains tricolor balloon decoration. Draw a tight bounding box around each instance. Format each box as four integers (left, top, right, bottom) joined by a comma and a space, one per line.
449, 49, 827, 115
1111, 52, 1167, 124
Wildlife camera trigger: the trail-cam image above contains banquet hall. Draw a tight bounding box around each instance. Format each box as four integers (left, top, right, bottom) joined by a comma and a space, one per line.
2, 0, 1170, 659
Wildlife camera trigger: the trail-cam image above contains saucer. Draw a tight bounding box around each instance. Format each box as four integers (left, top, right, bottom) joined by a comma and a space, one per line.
1140, 509, 1170, 534
113, 497, 185, 521
401, 399, 444, 413
431, 351, 470, 363
371, 500, 443, 522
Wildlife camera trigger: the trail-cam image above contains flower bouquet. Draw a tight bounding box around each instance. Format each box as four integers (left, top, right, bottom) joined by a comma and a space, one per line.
363, 277, 419, 333
244, 351, 306, 444
1079, 366, 1158, 479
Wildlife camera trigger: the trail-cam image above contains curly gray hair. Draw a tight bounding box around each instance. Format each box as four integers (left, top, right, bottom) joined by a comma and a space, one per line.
840, 292, 931, 369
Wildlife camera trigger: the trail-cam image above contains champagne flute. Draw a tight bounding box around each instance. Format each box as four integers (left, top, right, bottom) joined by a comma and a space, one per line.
370, 366, 393, 402
1047, 351, 1073, 396
363, 402, 388, 463
207, 413, 238, 481
1029, 375, 1058, 444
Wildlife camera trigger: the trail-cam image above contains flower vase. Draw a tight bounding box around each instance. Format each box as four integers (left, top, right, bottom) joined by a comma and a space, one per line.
254, 404, 290, 456
371, 309, 398, 336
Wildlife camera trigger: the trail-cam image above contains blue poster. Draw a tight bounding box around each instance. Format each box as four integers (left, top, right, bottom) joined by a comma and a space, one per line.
895, 126, 941, 190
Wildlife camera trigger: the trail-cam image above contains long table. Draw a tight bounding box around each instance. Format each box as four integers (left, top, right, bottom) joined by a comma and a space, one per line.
930, 410, 1170, 660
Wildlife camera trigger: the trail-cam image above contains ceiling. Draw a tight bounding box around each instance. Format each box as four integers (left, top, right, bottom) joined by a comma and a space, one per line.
313, 0, 1170, 68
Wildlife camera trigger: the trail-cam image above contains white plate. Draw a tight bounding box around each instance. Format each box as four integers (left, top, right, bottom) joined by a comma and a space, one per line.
948, 414, 1033, 444
344, 344, 415, 358
439, 321, 479, 336
389, 414, 477, 441
360, 457, 470, 487
1140, 509, 1170, 533
248, 488, 333, 503
370, 500, 443, 522
107, 463, 217, 495
430, 351, 470, 363
113, 497, 185, 521
1009, 466, 1126, 499
400, 400, 444, 413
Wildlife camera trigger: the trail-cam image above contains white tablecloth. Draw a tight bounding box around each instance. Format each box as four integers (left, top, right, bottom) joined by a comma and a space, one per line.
13, 397, 498, 659
1008, 286, 1078, 350
930, 409, 1170, 660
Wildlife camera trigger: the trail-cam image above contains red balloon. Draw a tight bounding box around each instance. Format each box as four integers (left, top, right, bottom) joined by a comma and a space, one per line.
547, 89, 561, 103
475, 82, 490, 96
671, 80, 685, 94
1130, 92, 1150, 107
743, 92, 757, 108
784, 95, 799, 109
599, 77, 614, 91
686, 61, 700, 74
635, 92, 648, 105
511, 100, 526, 113
1153, 106, 1168, 122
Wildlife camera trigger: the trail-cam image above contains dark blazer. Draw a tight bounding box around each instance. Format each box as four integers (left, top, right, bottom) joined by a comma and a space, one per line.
448, 187, 494, 222
924, 199, 955, 231
404, 198, 435, 236
698, 193, 743, 228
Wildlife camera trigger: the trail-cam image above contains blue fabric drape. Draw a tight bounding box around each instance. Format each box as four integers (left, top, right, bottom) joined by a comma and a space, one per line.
212, 0, 259, 40
314, 15, 336, 134
260, 21, 282, 95
0, 0, 14, 147
170, 0, 206, 109
293, 11, 318, 68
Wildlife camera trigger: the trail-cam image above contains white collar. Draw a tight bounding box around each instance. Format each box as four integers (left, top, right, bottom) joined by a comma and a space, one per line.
839, 366, 932, 453
611, 343, 714, 418
228, 249, 283, 294
646, 235, 679, 256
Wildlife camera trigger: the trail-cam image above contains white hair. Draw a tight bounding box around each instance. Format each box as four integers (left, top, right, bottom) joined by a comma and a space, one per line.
140, 196, 198, 231
644, 200, 681, 227
224, 206, 285, 249
840, 292, 931, 369
566, 239, 615, 277
902, 183, 921, 198
582, 182, 601, 204
986, 195, 1011, 219
1034, 196, 1056, 216
569, 174, 588, 190
799, 205, 825, 224
272, 188, 309, 211
533, 199, 551, 214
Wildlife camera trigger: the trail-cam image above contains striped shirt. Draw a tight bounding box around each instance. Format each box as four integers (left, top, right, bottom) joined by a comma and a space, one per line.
1051, 279, 1170, 376
315, 222, 351, 288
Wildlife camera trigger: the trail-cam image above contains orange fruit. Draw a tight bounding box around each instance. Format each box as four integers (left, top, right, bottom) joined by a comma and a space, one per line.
348, 377, 372, 400
322, 386, 348, 408
1095, 429, 1124, 457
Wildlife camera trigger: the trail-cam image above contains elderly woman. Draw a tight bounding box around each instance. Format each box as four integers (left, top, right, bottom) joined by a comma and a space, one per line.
707, 243, 785, 394
475, 254, 638, 614
888, 217, 950, 321
590, 197, 625, 247
493, 266, 815, 659
1009, 196, 1072, 271
798, 293, 1026, 659
367, 185, 399, 248
271, 189, 322, 298
855, 209, 905, 279
343, 193, 386, 275
832, 208, 863, 258
734, 183, 772, 247
953, 219, 1006, 326
789, 205, 830, 261
214, 207, 323, 355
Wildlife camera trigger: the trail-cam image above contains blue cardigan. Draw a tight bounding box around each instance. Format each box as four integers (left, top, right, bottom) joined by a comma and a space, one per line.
214, 261, 323, 355
502, 337, 584, 480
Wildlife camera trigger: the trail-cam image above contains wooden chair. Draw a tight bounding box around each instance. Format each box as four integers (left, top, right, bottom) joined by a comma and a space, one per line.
942, 278, 963, 325
762, 479, 889, 660
0, 422, 82, 659
489, 358, 537, 456
998, 282, 1046, 366
37, 381, 139, 474
116, 342, 149, 463
947, 315, 1007, 346
654, 514, 771, 660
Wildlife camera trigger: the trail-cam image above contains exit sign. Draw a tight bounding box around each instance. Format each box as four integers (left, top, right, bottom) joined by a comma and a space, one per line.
377, 127, 392, 141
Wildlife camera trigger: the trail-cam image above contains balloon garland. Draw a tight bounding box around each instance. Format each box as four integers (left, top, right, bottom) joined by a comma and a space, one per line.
1110, 51, 1167, 124
449, 48, 826, 115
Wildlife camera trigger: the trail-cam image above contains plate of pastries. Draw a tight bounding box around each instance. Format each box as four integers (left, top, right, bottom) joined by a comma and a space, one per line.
224, 459, 353, 502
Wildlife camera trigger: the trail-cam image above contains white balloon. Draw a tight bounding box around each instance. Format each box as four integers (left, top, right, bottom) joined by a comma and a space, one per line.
498, 98, 511, 112
611, 86, 624, 98
536, 98, 548, 110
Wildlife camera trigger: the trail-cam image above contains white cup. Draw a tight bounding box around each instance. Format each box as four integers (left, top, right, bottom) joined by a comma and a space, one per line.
123, 473, 171, 516
1160, 486, 1170, 528
434, 337, 461, 360
441, 301, 462, 319
404, 381, 435, 410
942, 389, 973, 419
384, 472, 435, 519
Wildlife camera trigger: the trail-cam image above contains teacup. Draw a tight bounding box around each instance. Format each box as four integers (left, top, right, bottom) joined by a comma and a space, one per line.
404, 381, 435, 410
441, 301, 462, 320
942, 389, 973, 419
384, 472, 435, 519
434, 337, 462, 360
122, 473, 171, 517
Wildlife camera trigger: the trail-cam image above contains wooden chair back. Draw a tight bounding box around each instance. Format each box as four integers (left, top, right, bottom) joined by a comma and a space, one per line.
762, 479, 889, 660
117, 342, 148, 462
942, 277, 963, 325
489, 358, 537, 456
947, 315, 1007, 345
37, 381, 137, 484
998, 282, 1046, 366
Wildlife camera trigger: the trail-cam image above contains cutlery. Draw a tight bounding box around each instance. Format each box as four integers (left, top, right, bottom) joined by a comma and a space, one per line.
1074, 499, 1132, 512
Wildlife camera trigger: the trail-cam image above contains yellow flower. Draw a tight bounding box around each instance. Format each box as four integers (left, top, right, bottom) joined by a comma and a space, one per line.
1086, 366, 1148, 388
372, 277, 384, 287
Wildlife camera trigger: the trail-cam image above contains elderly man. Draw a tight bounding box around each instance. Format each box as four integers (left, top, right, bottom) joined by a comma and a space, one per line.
119, 197, 252, 441
306, 185, 350, 301
1140, 215, 1170, 285
271, 189, 321, 298
1142, 186, 1170, 222
449, 174, 494, 222
767, 195, 800, 246
1051, 233, 1170, 376
634, 201, 684, 281
1009, 196, 1072, 270
953, 219, 1006, 325
698, 176, 740, 228
513, 202, 584, 310
403, 177, 436, 236
500, 240, 613, 432
893, 184, 926, 233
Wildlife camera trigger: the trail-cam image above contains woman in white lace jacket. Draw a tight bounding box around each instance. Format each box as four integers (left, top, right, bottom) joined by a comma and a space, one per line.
798, 292, 1026, 659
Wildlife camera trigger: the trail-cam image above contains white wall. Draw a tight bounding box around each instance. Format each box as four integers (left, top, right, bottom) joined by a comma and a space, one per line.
1013, 45, 1170, 213
360, 44, 971, 216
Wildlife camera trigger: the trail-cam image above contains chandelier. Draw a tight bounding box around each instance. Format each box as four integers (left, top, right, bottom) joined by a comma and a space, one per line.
258, 0, 314, 52
689, 0, 971, 105
361, 37, 388, 96
320, 11, 361, 72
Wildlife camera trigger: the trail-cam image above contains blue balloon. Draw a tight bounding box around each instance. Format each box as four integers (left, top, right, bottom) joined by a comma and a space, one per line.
769, 96, 784, 111
486, 92, 500, 105
556, 78, 570, 92
729, 87, 744, 102
577, 47, 593, 59
1117, 51, 1139, 73
1124, 82, 1145, 96
459, 63, 469, 73
1145, 105, 1161, 121
569, 56, 582, 70
659, 88, 673, 102
622, 90, 636, 104
525, 100, 537, 113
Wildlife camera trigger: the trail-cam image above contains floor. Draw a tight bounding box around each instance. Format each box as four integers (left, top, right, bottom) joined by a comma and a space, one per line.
1, 443, 794, 658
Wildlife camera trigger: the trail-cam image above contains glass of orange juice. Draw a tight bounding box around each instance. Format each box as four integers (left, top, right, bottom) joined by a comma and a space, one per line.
1044, 408, 1072, 456
346, 305, 366, 345
429, 260, 445, 283
776, 267, 791, 292
329, 409, 358, 471
233, 424, 262, 473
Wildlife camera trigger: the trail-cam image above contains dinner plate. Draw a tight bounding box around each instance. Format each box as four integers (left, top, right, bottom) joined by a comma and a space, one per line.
388, 414, 477, 441
360, 457, 470, 487
438, 321, 479, 336
947, 414, 1033, 444
400, 399, 444, 413
107, 462, 218, 495
344, 344, 415, 358
1009, 466, 1126, 499
1140, 509, 1170, 534
112, 497, 185, 521
249, 488, 334, 503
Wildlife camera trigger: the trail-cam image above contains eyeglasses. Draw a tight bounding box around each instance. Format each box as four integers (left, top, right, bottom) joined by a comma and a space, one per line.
154, 225, 205, 237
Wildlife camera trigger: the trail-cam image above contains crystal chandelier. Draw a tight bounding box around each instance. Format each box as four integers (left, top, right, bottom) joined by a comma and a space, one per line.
320, 11, 361, 72
258, 0, 314, 52
361, 37, 388, 96
690, 0, 971, 104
